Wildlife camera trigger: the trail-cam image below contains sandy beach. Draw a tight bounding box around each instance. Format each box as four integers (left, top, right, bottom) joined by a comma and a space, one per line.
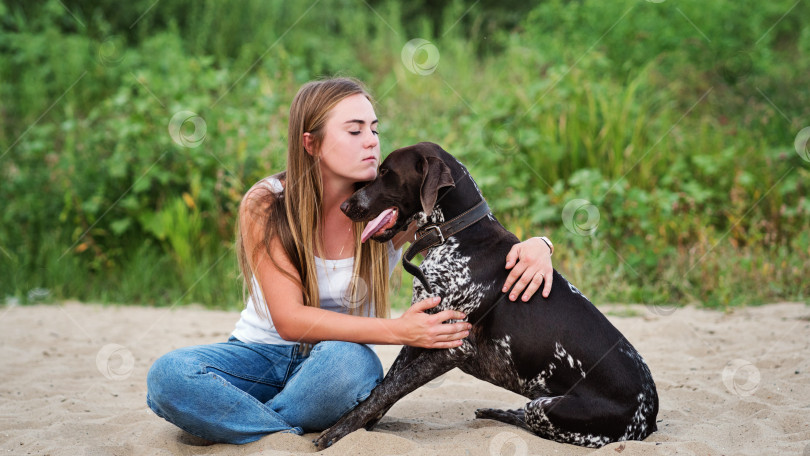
1, 301, 808, 456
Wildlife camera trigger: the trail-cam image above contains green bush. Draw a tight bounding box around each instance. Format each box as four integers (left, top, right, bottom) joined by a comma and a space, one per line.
1, 0, 808, 309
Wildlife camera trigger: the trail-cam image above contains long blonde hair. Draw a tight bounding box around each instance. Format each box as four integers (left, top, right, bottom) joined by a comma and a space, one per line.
236, 77, 390, 324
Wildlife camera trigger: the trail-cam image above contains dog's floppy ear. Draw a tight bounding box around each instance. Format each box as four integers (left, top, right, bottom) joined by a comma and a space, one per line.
420, 156, 455, 216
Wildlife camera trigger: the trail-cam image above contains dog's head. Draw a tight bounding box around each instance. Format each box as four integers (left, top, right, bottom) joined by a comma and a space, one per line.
341, 142, 455, 242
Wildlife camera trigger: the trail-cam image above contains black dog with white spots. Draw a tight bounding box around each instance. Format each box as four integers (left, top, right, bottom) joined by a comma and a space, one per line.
316, 142, 658, 449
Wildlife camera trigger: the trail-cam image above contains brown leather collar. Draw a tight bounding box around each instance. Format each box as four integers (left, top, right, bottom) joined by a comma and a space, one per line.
402, 199, 491, 294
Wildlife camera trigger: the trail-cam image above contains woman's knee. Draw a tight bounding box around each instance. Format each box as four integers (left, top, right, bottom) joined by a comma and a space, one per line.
275, 342, 382, 431
311, 341, 383, 391
146, 349, 201, 413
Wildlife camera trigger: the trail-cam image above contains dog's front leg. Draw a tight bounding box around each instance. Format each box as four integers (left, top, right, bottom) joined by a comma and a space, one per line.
380, 344, 427, 380
358, 345, 427, 430
315, 347, 460, 450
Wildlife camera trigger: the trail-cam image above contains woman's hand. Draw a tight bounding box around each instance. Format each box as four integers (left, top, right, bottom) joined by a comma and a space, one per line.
395, 297, 471, 348
502, 237, 554, 301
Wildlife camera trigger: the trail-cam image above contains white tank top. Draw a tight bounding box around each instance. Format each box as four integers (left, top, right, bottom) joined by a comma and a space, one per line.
231, 177, 403, 345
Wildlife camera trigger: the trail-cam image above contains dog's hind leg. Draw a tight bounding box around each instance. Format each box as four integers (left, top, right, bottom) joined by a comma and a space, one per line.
474, 407, 533, 433
520, 395, 631, 448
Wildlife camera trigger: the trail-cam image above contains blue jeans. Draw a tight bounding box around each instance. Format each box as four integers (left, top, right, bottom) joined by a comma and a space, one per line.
146, 338, 383, 444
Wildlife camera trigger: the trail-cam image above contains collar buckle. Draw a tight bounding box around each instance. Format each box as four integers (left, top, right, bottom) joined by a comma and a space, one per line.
423, 225, 445, 245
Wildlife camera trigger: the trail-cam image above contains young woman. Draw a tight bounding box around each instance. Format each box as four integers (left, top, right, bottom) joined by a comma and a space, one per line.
146, 77, 555, 444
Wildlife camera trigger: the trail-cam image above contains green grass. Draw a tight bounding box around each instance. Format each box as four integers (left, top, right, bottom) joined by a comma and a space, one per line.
1, 0, 808, 311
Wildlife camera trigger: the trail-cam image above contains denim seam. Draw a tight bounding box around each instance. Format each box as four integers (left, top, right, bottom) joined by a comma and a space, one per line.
281, 343, 301, 384
195, 351, 289, 389
204, 366, 302, 437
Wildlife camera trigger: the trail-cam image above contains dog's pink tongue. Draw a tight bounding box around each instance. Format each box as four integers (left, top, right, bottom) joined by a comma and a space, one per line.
361, 208, 394, 243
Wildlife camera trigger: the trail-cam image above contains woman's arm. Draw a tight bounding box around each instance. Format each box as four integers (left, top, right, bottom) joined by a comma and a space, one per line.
258, 236, 469, 347
240, 195, 470, 348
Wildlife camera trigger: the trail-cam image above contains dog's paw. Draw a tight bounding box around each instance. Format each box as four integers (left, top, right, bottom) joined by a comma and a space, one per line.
314, 427, 345, 450
313, 434, 333, 450
475, 407, 529, 429
475, 407, 523, 421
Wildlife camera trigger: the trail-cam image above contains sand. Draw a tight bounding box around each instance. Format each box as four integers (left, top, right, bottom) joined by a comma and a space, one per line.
1, 301, 809, 456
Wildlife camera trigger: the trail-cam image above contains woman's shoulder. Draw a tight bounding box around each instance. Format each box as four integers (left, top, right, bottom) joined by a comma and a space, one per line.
240, 172, 286, 218
254, 171, 286, 194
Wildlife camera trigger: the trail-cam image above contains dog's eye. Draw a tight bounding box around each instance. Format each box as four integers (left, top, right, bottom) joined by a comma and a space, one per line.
379, 168, 388, 176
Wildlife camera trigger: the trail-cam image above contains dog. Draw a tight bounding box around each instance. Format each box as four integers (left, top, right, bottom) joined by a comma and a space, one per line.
315, 142, 658, 449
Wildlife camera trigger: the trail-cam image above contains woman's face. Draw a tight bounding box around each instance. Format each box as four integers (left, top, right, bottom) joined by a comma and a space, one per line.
314, 93, 381, 186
